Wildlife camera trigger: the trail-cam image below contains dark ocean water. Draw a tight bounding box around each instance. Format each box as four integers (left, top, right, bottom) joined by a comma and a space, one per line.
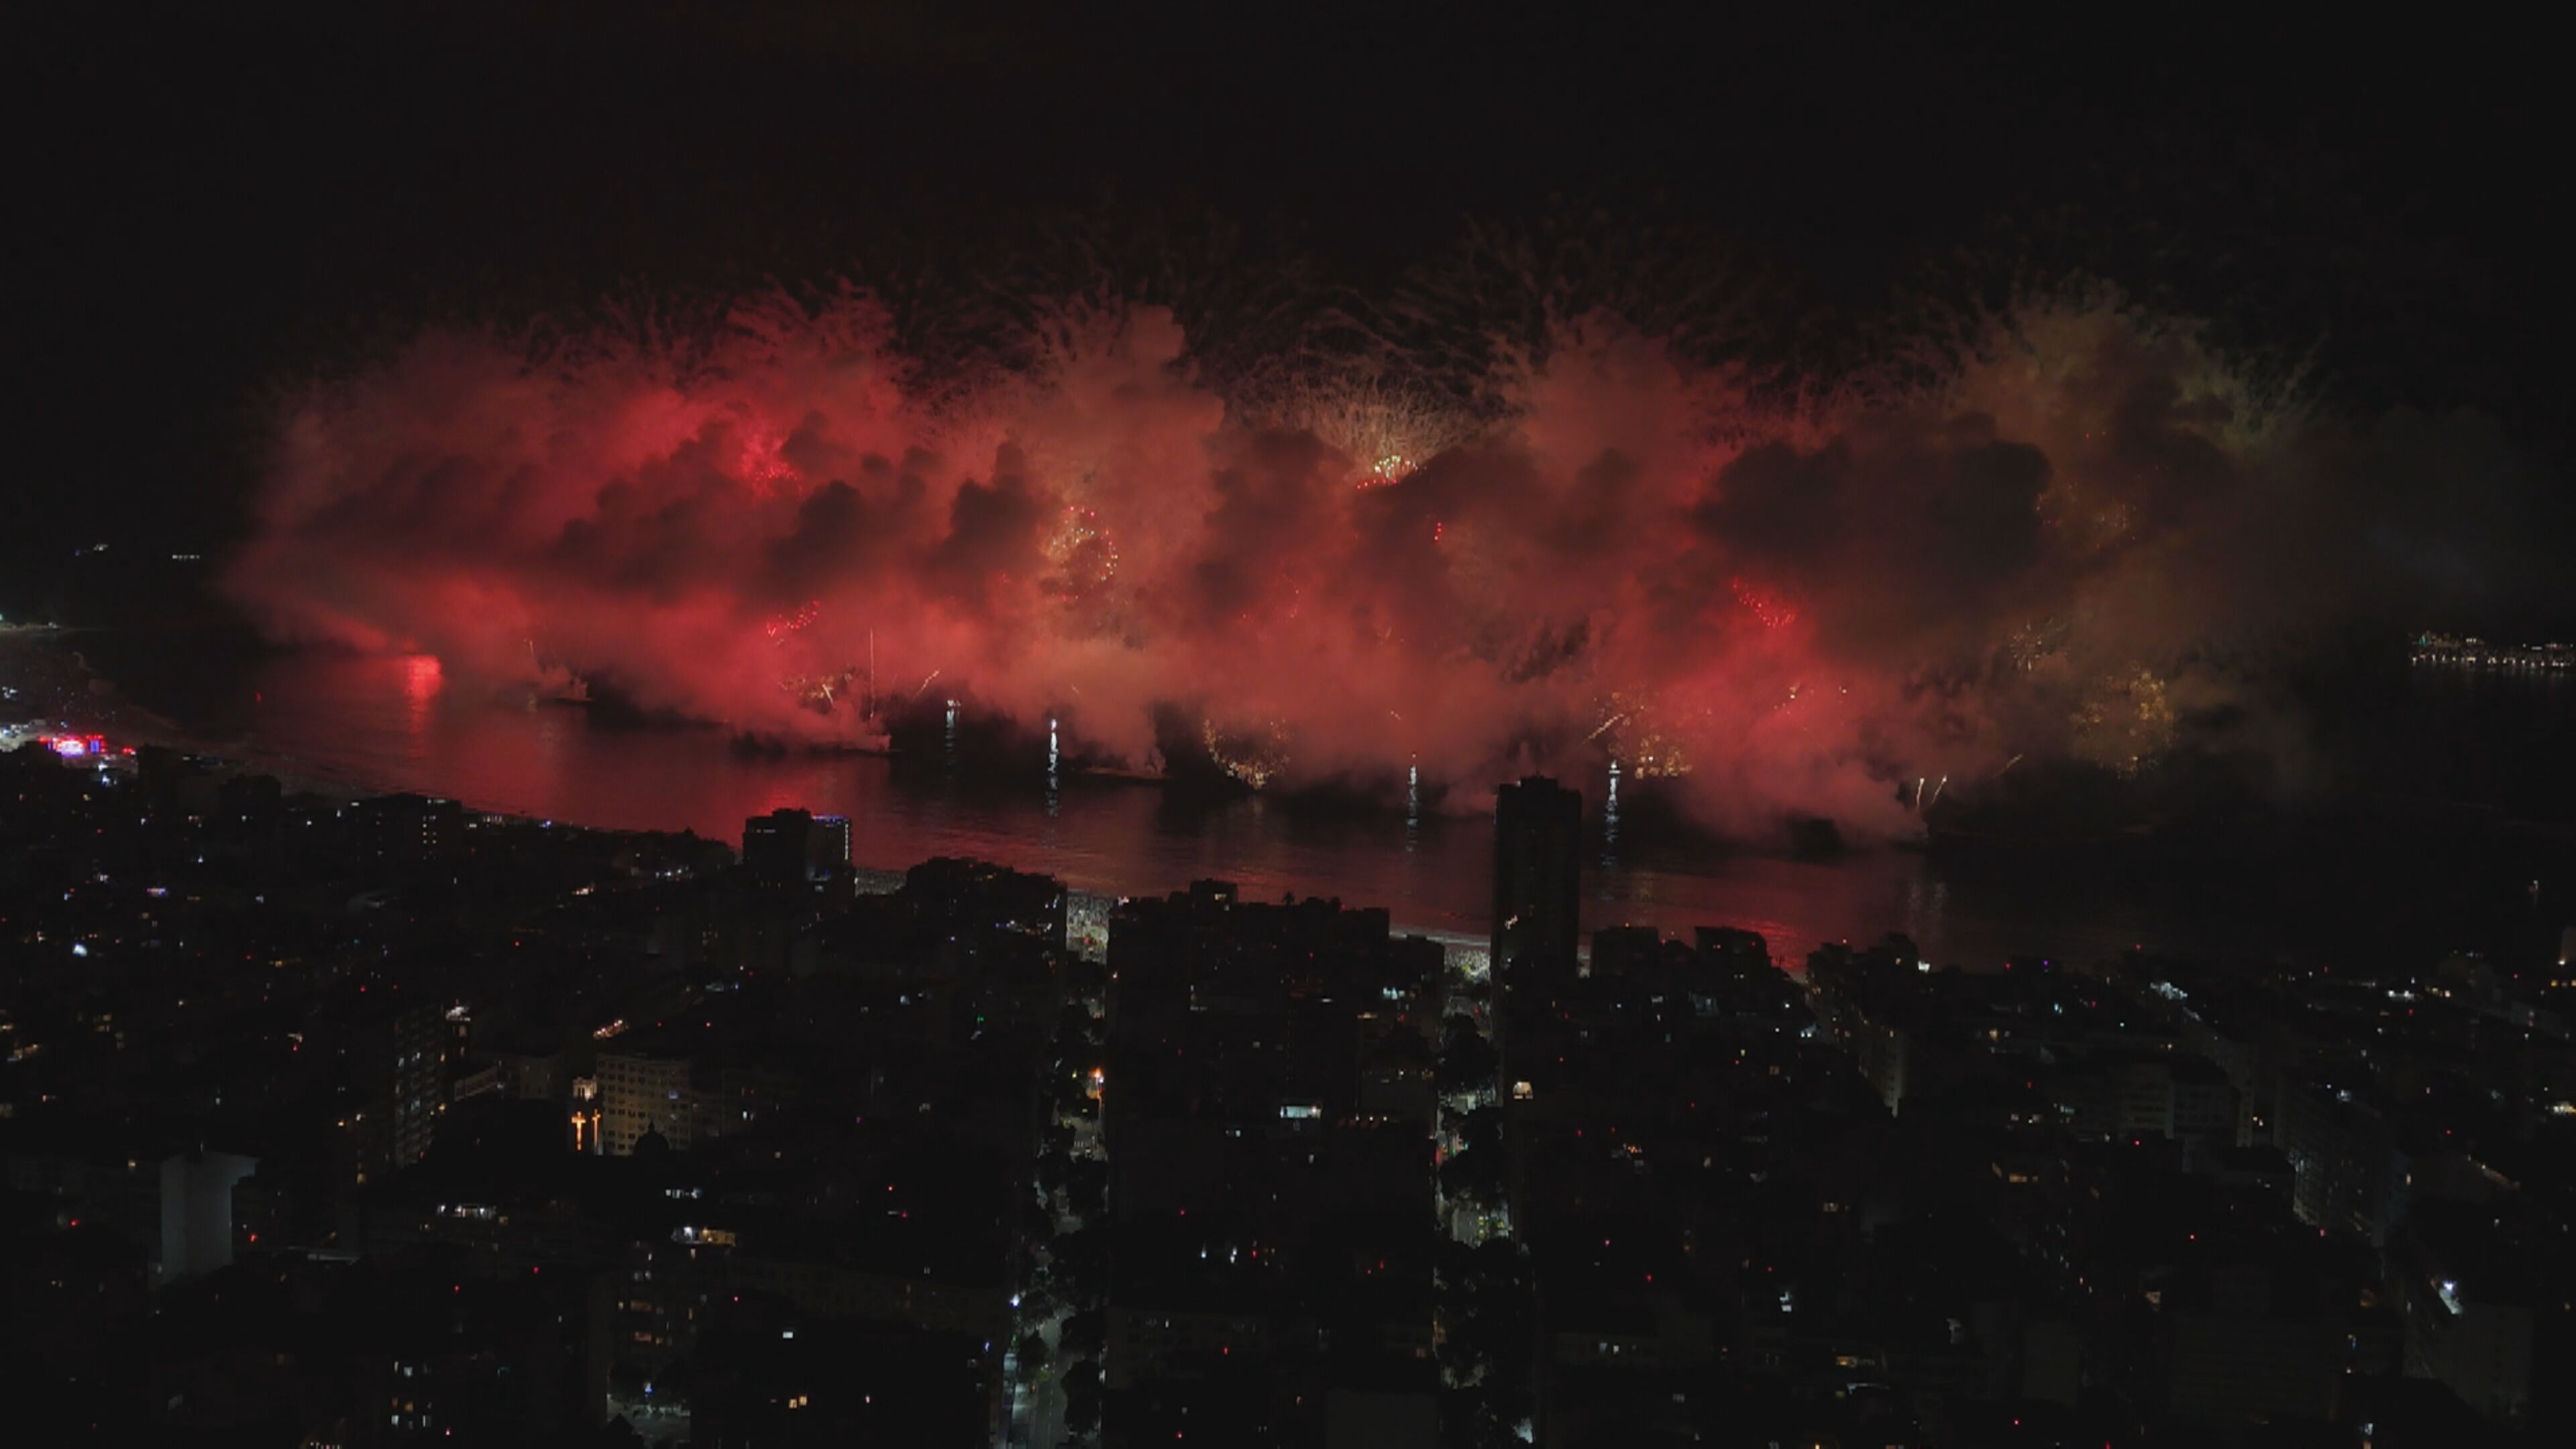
14, 629, 2576, 972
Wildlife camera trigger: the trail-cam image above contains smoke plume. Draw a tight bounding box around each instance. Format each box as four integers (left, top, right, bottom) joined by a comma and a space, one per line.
223, 276, 2549, 838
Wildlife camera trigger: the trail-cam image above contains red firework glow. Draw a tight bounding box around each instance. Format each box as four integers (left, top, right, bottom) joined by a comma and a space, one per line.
221, 294, 2536, 837
1729, 578, 1799, 631
765, 601, 822, 643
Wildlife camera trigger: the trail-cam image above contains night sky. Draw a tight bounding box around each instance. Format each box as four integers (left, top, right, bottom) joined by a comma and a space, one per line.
9, 5, 2563, 616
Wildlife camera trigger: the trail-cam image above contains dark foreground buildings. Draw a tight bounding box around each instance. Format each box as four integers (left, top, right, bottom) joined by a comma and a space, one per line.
1491, 775, 1583, 986
4, 739, 2574, 1446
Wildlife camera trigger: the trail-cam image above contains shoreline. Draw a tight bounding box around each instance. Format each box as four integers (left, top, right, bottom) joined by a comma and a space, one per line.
5, 630, 1509, 967
26, 631, 2502, 975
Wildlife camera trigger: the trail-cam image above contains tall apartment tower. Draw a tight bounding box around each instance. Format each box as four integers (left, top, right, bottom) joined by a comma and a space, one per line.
1491, 775, 1583, 989
347, 1001, 450, 1179
1492, 776, 1582, 1233
388, 1004, 448, 1168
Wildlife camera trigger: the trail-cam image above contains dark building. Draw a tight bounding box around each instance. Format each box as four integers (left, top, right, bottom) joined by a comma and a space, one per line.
1588, 924, 1662, 982
156, 1148, 258, 1286
902, 856, 1068, 956
141, 1251, 615, 1448
358, 792, 464, 864
1491, 776, 1582, 985
1095, 883, 1441, 1446
1492, 775, 1581, 1106
343, 1001, 454, 1176
741, 808, 850, 886
813, 812, 852, 875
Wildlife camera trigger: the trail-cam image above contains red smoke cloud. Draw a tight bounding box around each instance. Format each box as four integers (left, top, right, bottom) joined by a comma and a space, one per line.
223, 289, 2544, 837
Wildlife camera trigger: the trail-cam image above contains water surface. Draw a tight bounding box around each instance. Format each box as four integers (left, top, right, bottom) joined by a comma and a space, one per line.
16, 634, 2574, 971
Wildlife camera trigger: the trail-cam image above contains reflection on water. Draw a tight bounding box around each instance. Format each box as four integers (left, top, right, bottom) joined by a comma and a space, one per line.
40, 638, 2533, 969
133, 649, 2268, 969
400, 653, 440, 754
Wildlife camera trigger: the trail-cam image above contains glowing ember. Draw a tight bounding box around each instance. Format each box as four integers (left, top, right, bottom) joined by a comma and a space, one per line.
1596, 693, 1693, 778
780, 666, 863, 714
1042, 507, 1119, 600
1730, 578, 1798, 631
765, 601, 822, 643
1202, 717, 1291, 790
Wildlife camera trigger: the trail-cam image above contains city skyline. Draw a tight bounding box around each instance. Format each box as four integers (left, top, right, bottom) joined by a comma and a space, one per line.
9, 8, 2574, 1446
